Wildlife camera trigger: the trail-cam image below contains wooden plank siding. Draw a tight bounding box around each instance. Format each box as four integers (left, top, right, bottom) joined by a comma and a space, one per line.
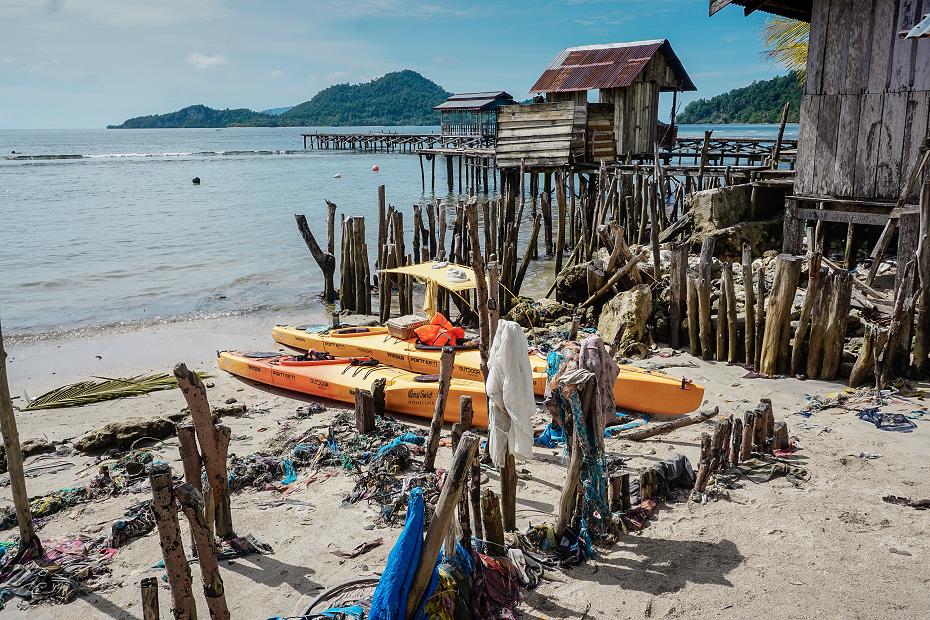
796, 0, 929, 201
495, 102, 587, 169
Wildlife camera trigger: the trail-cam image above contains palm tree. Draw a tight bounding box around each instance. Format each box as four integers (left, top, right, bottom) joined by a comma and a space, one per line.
762, 17, 810, 82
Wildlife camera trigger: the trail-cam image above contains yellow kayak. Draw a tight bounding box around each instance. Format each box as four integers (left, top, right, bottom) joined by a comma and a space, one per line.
217, 351, 490, 427
272, 325, 704, 416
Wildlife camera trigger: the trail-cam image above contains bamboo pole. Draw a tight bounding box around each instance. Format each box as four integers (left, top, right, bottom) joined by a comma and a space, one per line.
149, 464, 196, 620
0, 320, 40, 552
407, 433, 479, 618
422, 346, 456, 472
174, 363, 233, 539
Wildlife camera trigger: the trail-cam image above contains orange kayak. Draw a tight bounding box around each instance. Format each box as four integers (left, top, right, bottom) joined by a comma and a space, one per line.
217, 351, 490, 427
271, 325, 704, 416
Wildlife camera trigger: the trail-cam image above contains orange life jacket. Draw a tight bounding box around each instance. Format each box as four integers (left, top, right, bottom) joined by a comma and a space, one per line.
414, 312, 465, 346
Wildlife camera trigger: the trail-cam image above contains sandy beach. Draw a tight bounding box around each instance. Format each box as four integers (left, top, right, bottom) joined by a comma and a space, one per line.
3, 315, 929, 619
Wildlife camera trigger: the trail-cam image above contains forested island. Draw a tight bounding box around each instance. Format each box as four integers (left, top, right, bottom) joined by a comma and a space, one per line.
108, 70, 451, 128
676, 72, 802, 124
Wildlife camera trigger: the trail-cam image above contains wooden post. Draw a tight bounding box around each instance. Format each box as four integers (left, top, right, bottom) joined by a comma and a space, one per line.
608, 475, 623, 512
371, 377, 386, 418
141, 577, 160, 620
481, 488, 506, 556
716, 275, 727, 361
555, 172, 567, 274
176, 483, 230, 620
730, 417, 742, 466
773, 422, 790, 451
325, 199, 338, 257
648, 178, 661, 280
295, 214, 336, 303
753, 265, 765, 370
696, 236, 715, 360
422, 346, 455, 472
149, 464, 196, 620
790, 252, 822, 377
687, 276, 700, 355
741, 244, 755, 365
771, 101, 790, 169
669, 242, 687, 348
913, 177, 930, 376
500, 453, 517, 532
739, 410, 754, 461
465, 199, 491, 378
619, 472, 631, 511
819, 271, 853, 380
880, 261, 915, 388
723, 262, 738, 363
354, 389, 376, 434
174, 363, 233, 539
176, 425, 202, 492
406, 433, 479, 618
456, 396, 474, 549
0, 320, 40, 553
554, 441, 583, 539
759, 255, 802, 376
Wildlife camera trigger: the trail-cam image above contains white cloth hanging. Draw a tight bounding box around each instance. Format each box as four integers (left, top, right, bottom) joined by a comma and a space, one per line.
486, 320, 536, 466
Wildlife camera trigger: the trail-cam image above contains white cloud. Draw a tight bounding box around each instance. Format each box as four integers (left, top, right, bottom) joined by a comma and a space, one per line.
186, 52, 227, 70
270, 69, 285, 79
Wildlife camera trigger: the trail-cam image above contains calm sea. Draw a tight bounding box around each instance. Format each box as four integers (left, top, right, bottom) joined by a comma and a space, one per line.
0, 124, 798, 340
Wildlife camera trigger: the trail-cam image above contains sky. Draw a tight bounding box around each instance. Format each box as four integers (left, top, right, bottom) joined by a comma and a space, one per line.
0, 0, 780, 129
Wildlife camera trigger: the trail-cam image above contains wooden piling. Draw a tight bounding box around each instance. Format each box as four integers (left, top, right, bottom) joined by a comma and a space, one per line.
354, 389, 376, 434
0, 320, 40, 553
669, 242, 687, 349
422, 346, 456, 472
723, 262, 738, 363
176, 483, 230, 620
716, 275, 726, 361
759, 255, 802, 376
687, 276, 700, 355
141, 577, 160, 620
174, 363, 234, 539
295, 214, 336, 303
481, 488, 506, 556
149, 464, 196, 620
819, 271, 853, 380
753, 265, 765, 370
406, 433, 479, 618
696, 237, 715, 360
790, 252, 822, 377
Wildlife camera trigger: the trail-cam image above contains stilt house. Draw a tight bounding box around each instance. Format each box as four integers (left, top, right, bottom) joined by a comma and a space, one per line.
496, 39, 695, 169
712, 0, 930, 272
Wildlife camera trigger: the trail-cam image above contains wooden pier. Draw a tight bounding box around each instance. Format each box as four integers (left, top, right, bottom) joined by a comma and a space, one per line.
302, 132, 491, 153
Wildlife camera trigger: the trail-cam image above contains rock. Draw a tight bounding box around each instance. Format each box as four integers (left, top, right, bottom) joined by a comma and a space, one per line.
688, 184, 752, 234
224, 397, 237, 404
75, 417, 177, 453
694, 218, 784, 259
597, 284, 653, 357
554, 264, 589, 305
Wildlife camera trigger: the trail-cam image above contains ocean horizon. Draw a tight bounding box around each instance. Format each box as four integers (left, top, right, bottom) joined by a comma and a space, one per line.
0, 124, 799, 340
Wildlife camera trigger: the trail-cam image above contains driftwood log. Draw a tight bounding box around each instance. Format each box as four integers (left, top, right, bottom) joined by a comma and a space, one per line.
612, 407, 719, 441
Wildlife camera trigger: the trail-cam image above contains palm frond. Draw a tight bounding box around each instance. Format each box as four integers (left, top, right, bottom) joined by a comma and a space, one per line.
762, 17, 810, 81
21, 372, 212, 411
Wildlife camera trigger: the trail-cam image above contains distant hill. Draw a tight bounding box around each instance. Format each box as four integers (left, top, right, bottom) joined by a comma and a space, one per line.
280, 70, 450, 126
107, 104, 275, 129
677, 73, 802, 124
261, 106, 294, 116
108, 70, 451, 128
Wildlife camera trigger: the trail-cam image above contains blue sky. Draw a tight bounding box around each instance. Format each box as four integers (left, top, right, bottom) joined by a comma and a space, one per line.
0, 0, 779, 129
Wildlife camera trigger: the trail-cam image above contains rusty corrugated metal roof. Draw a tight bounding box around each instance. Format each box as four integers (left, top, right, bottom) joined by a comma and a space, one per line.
530, 40, 695, 94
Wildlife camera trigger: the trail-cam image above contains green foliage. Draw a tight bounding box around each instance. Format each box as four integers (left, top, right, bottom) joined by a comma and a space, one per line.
676, 73, 802, 124
108, 70, 451, 128
281, 70, 451, 126
107, 105, 277, 129
22, 372, 212, 411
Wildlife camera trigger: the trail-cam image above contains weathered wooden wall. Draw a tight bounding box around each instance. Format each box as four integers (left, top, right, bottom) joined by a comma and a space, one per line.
495, 102, 587, 168
795, 0, 930, 202
586, 103, 617, 162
